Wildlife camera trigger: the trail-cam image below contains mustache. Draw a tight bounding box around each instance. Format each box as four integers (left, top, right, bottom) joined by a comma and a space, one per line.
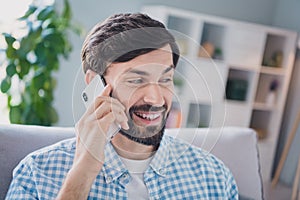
129, 104, 167, 113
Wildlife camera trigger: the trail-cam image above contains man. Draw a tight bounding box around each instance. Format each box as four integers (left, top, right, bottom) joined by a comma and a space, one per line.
6, 13, 238, 199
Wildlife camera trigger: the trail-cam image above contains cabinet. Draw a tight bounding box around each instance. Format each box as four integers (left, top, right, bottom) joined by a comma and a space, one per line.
141, 5, 297, 183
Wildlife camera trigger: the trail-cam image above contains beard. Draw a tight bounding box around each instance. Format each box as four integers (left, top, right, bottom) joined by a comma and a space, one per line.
119, 104, 169, 148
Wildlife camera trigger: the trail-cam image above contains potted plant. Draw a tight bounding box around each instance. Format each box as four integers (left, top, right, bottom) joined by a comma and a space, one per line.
0, 0, 82, 125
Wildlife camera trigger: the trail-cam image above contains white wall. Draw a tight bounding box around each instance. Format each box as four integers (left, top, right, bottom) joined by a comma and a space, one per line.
272, 0, 300, 32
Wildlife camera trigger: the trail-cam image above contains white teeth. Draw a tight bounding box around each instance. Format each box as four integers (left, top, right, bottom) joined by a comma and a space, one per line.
137, 113, 160, 120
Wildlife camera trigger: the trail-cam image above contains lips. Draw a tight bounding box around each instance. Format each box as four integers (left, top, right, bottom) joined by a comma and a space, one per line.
135, 112, 161, 121
132, 110, 164, 126
129, 104, 167, 126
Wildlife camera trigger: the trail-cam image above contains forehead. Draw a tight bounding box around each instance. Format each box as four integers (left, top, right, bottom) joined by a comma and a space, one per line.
106, 45, 173, 77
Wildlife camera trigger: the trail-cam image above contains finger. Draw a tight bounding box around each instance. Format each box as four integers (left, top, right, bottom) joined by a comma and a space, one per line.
84, 84, 113, 114
92, 102, 128, 126
120, 121, 129, 130
101, 84, 112, 97
85, 96, 125, 118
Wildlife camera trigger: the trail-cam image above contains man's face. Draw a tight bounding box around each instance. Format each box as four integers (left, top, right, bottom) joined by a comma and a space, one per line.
105, 45, 174, 146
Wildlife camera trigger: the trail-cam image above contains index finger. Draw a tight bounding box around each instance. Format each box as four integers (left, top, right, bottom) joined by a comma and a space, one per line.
101, 84, 112, 97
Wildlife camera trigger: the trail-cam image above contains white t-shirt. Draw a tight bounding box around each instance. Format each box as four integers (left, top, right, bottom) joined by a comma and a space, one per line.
120, 156, 153, 200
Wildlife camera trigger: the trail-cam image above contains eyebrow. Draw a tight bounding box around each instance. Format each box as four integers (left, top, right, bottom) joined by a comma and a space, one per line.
125, 65, 174, 76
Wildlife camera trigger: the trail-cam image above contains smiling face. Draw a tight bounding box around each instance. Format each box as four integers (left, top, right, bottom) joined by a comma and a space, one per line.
105, 45, 174, 146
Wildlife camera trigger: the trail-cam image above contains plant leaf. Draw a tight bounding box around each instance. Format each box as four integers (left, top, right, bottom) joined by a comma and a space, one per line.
19, 5, 37, 20
62, 0, 71, 21
3, 33, 16, 46
19, 59, 31, 77
37, 6, 54, 21
9, 106, 22, 124
0, 76, 11, 93
48, 105, 58, 124
6, 63, 17, 77
33, 72, 45, 89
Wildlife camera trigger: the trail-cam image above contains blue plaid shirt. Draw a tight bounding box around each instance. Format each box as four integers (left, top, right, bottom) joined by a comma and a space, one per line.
6, 135, 238, 199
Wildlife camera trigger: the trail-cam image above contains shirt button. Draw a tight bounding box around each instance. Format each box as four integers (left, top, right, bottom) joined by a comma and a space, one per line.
121, 173, 128, 180
159, 168, 166, 175
107, 176, 112, 182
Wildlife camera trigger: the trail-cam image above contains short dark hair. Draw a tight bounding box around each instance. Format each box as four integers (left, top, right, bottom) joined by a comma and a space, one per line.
81, 13, 180, 75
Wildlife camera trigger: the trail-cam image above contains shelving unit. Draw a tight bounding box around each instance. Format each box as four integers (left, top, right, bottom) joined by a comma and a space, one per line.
141, 5, 297, 184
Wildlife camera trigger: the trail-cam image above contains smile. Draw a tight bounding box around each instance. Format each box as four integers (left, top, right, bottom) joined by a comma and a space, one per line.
135, 112, 161, 121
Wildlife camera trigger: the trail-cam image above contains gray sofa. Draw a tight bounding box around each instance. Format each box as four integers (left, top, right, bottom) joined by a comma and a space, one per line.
0, 124, 263, 199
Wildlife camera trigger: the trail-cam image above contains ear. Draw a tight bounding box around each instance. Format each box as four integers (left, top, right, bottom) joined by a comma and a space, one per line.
85, 69, 98, 85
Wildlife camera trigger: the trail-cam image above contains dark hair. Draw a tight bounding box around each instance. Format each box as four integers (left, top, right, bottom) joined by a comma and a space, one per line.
81, 13, 180, 75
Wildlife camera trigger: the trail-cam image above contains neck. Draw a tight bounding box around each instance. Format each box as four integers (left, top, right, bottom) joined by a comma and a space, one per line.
111, 134, 156, 160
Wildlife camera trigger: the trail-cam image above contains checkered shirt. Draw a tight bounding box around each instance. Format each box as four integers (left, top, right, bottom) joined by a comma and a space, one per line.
6, 135, 238, 199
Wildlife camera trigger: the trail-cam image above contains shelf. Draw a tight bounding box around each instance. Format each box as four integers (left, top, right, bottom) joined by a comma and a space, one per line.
167, 15, 197, 56
260, 66, 286, 75
262, 34, 286, 68
253, 102, 276, 111
186, 103, 211, 128
142, 4, 297, 183
181, 58, 228, 103
228, 63, 260, 72
225, 68, 256, 102
199, 22, 226, 60
250, 110, 272, 139
255, 74, 282, 104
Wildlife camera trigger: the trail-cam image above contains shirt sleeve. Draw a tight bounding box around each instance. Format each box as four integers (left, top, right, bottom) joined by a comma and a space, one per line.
224, 166, 239, 200
5, 158, 38, 200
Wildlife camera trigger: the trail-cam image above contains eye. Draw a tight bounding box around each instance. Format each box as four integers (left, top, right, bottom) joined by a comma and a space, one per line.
127, 78, 144, 84
159, 77, 173, 84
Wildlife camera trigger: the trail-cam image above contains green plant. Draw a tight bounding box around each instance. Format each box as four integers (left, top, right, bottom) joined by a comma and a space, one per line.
0, 0, 81, 125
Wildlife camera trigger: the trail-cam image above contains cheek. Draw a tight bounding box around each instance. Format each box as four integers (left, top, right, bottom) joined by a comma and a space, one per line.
165, 90, 174, 111
112, 85, 139, 110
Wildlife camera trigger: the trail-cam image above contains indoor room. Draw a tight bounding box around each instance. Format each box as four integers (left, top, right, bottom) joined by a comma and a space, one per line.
1, 0, 300, 199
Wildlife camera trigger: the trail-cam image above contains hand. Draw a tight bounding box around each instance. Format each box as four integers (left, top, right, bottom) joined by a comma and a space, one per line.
56, 84, 128, 199
74, 84, 128, 174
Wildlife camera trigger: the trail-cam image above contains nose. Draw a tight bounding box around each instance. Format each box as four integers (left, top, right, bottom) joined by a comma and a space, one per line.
143, 83, 164, 106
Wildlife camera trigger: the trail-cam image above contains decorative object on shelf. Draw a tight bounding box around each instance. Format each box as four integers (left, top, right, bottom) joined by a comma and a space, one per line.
213, 47, 223, 60
225, 79, 248, 101
266, 79, 279, 106
0, 0, 82, 125
255, 128, 267, 139
198, 41, 214, 58
262, 51, 283, 67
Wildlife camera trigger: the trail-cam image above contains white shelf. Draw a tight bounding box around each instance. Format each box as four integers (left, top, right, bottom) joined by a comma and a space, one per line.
260, 66, 286, 75
142, 5, 297, 185
253, 102, 276, 111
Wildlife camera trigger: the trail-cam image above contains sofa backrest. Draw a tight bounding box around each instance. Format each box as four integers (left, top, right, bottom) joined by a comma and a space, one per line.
0, 125, 263, 199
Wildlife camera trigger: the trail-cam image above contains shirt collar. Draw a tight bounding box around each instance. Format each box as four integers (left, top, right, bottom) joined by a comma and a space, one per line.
103, 142, 127, 183
102, 135, 189, 181
149, 135, 189, 176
